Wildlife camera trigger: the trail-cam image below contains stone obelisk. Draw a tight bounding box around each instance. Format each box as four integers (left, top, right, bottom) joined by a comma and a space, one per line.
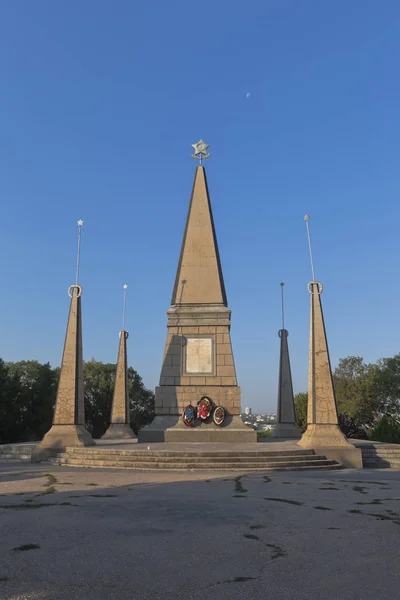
272, 283, 300, 438
297, 216, 361, 467
139, 141, 255, 442
103, 284, 136, 439
33, 221, 94, 460
102, 331, 135, 439
272, 284, 301, 438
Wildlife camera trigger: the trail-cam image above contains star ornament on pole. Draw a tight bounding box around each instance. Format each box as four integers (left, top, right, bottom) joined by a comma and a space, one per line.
191, 139, 210, 165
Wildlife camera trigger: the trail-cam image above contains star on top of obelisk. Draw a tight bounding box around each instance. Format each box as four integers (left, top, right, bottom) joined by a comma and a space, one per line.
191, 139, 210, 165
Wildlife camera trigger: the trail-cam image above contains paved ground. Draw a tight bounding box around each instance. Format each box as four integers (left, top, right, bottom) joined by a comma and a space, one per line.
1, 462, 400, 600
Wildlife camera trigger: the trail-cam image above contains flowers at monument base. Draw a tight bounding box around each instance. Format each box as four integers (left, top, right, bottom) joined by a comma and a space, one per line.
181, 398, 227, 428
197, 397, 212, 420
212, 406, 226, 426
182, 405, 196, 427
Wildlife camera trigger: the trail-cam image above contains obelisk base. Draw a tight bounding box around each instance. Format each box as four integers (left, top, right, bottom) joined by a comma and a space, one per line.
139, 415, 256, 443
102, 424, 137, 440
32, 425, 95, 462
297, 424, 362, 468
271, 423, 301, 439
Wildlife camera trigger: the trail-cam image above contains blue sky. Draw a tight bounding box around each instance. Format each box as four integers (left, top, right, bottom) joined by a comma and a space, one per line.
1, 1, 399, 413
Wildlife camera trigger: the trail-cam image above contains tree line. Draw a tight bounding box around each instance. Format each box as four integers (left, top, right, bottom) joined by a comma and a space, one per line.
295, 354, 400, 443
0, 358, 155, 444
2, 354, 400, 446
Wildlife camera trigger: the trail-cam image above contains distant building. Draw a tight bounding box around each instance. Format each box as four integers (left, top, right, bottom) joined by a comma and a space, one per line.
245, 407, 252, 416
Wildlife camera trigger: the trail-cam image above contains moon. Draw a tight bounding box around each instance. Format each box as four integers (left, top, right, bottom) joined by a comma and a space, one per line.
246, 92, 251, 98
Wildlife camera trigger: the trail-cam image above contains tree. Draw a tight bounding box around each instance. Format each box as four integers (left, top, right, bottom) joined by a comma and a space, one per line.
369, 414, 400, 444
333, 356, 378, 438
84, 359, 116, 438
127, 367, 155, 434
0, 356, 155, 444
294, 392, 308, 432
0, 361, 57, 444
83, 360, 155, 438
374, 354, 400, 418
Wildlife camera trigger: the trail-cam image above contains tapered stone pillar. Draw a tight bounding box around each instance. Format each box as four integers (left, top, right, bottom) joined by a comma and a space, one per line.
271, 329, 301, 438
33, 285, 94, 460
297, 282, 362, 467
102, 331, 136, 439
139, 149, 255, 443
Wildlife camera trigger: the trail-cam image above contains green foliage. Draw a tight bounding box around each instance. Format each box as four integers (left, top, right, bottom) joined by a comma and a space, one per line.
257, 430, 272, 439
294, 392, 308, 432
369, 415, 400, 444
127, 366, 155, 434
374, 354, 400, 416
333, 356, 378, 438
295, 357, 383, 439
0, 357, 154, 443
84, 360, 117, 438
0, 360, 57, 444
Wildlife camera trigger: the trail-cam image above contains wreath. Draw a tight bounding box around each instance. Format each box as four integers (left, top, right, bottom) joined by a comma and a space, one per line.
197, 397, 213, 421
212, 406, 226, 426
182, 404, 196, 427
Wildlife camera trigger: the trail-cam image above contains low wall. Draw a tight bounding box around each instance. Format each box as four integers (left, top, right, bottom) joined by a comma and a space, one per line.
0, 442, 37, 461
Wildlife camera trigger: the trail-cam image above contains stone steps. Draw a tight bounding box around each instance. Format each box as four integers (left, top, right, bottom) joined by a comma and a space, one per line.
60, 452, 320, 464
0, 443, 37, 461
361, 447, 400, 469
63, 448, 316, 459
51, 447, 343, 471
52, 458, 342, 471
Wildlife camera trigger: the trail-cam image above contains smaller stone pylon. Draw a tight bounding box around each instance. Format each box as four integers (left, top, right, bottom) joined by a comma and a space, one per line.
102, 331, 136, 439
271, 329, 301, 439
297, 282, 361, 467
33, 285, 94, 460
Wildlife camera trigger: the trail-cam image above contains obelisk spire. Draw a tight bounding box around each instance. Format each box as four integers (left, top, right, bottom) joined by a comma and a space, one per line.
103, 285, 136, 439
139, 141, 255, 443
272, 283, 300, 438
35, 220, 94, 459
298, 216, 360, 466
171, 141, 227, 306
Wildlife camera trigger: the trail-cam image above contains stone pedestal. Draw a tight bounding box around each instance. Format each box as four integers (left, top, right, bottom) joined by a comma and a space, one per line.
102, 424, 136, 439
271, 329, 301, 439
138, 165, 255, 443
297, 282, 362, 468
102, 331, 137, 440
33, 285, 94, 461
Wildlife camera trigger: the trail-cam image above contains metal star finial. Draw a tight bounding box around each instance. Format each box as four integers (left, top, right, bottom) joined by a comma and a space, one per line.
303, 214, 310, 222
191, 139, 210, 165
77, 219, 84, 227
123, 284, 128, 290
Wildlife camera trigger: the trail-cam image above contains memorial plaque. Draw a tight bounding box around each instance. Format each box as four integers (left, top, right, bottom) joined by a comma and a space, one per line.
186, 338, 212, 373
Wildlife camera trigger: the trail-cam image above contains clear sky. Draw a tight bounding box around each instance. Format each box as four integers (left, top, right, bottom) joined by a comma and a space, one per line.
1, 1, 400, 413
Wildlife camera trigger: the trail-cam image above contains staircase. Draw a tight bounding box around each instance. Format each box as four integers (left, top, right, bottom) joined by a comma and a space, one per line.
361, 445, 400, 469
50, 447, 343, 471
0, 443, 36, 461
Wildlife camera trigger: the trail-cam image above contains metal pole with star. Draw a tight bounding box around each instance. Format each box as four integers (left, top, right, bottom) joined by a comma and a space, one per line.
122, 284, 128, 331
75, 219, 84, 286
191, 139, 210, 165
